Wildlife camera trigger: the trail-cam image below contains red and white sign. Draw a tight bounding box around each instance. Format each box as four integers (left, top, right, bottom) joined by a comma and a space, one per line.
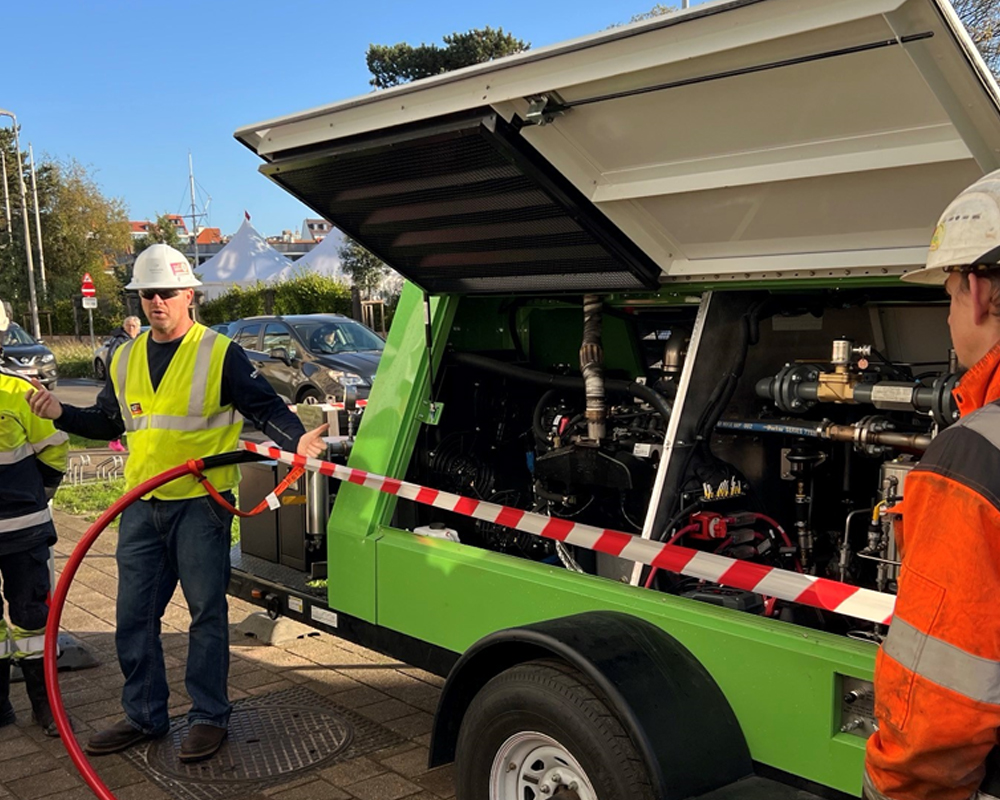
81, 273, 95, 298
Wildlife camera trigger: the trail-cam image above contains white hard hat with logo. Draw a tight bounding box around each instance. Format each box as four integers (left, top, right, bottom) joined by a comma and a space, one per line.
126, 244, 201, 290
903, 168, 1000, 285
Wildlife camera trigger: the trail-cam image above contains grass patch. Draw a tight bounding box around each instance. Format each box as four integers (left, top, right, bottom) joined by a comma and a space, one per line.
53, 478, 241, 544
54, 479, 126, 528
49, 341, 99, 380
67, 433, 112, 450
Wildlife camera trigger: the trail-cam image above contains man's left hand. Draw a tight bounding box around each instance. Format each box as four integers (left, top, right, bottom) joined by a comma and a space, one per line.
296, 424, 329, 458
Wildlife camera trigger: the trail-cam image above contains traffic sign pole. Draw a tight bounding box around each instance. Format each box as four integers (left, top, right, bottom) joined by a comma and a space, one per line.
81, 274, 96, 351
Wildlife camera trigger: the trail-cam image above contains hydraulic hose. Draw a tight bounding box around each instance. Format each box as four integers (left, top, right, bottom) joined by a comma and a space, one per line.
448, 352, 673, 428
44, 450, 264, 800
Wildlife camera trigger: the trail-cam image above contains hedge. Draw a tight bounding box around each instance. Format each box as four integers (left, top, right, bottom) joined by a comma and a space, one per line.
199, 274, 353, 325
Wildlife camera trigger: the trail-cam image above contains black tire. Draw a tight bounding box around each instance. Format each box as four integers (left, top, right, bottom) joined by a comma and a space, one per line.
455, 659, 654, 800
298, 387, 323, 405
94, 358, 106, 381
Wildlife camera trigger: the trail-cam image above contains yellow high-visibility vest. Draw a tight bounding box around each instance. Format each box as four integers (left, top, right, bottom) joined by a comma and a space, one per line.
111, 324, 241, 500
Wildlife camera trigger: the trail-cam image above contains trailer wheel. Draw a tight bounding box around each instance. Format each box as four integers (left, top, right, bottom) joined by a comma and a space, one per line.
455, 659, 654, 800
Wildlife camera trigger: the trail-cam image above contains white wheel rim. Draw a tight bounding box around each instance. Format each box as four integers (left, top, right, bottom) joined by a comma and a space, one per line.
489, 730, 597, 800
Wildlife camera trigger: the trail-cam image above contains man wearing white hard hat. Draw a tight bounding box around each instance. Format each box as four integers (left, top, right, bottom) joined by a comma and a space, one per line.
0, 298, 68, 737
864, 170, 1000, 800
27, 245, 328, 762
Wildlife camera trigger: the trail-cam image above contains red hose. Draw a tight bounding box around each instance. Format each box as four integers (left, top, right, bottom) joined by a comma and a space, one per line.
643, 523, 700, 589
44, 461, 202, 800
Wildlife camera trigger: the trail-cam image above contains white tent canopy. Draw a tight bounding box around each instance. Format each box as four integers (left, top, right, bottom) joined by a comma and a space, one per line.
271, 228, 346, 283
196, 220, 292, 301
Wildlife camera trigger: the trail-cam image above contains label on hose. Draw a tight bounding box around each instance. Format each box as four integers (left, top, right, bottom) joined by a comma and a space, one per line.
265, 492, 281, 511
240, 440, 896, 625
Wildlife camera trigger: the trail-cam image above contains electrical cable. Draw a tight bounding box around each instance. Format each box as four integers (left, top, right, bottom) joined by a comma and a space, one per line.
44, 450, 264, 800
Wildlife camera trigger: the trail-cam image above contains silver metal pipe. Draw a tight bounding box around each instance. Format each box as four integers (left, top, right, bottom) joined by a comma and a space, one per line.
580, 294, 605, 441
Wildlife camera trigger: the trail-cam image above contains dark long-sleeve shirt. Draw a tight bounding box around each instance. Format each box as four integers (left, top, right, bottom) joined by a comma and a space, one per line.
55, 335, 306, 452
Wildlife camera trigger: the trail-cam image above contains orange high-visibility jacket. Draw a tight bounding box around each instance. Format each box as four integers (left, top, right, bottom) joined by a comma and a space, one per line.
865, 341, 1000, 800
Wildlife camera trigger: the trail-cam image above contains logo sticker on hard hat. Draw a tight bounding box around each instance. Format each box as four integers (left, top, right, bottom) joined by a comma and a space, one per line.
929, 223, 945, 252
170, 261, 187, 276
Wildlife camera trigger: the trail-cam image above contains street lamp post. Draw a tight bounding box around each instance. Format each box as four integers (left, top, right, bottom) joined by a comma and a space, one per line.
0, 109, 41, 339
29, 144, 47, 301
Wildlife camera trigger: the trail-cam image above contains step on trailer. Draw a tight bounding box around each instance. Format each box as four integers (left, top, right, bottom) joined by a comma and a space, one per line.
227, 1, 1000, 798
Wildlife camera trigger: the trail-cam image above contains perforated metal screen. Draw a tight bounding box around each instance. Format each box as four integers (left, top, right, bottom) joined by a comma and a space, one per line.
261, 112, 661, 295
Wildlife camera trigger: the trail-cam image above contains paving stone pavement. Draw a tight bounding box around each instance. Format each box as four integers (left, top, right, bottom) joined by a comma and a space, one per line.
0, 511, 454, 800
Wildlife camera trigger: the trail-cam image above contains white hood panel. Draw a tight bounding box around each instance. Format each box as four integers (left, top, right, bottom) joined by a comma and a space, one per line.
237, 0, 1000, 285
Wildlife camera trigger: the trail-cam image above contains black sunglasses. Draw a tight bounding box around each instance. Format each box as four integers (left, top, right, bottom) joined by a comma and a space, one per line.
139, 288, 181, 301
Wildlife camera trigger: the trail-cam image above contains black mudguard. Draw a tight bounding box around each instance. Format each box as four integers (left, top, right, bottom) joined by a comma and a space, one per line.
429, 610, 752, 800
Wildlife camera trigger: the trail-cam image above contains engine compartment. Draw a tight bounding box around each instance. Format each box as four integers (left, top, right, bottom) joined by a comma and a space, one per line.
394, 287, 953, 639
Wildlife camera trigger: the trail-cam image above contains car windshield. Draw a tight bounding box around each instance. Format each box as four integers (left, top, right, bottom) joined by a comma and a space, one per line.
293, 320, 385, 355
3, 326, 35, 346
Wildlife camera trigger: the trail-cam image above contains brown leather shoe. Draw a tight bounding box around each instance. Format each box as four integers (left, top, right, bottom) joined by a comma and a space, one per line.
85, 719, 157, 755
179, 724, 227, 762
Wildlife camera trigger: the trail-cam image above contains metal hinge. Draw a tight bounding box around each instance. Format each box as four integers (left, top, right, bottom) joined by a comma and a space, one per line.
524, 92, 568, 126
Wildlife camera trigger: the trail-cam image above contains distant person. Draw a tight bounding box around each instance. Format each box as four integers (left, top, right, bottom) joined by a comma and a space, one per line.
107, 317, 140, 452
26, 245, 328, 762
0, 298, 68, 737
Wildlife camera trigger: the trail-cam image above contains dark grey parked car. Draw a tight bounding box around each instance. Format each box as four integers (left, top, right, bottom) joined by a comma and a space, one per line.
228, 314, 384, 404
2, 324, 58, 388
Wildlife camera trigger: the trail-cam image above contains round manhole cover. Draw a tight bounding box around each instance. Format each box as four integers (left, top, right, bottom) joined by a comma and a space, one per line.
146, 704, 353, 782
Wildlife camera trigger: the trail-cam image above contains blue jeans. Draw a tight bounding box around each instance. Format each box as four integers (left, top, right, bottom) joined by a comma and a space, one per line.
116, 494, 233, 735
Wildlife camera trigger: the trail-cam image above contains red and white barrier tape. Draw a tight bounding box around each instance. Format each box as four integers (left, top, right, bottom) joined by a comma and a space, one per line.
288, 400, 368, 413
239, 440, 895, 625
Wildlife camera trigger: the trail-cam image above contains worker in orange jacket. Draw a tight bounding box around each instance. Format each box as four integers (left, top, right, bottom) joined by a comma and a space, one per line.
864, 169, 1000, 800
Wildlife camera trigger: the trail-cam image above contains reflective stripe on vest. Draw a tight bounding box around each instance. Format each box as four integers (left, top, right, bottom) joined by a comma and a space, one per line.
884, 617, 1000, 705
0, 619, 9, 660
0, 442, 33, 465
863, 771, 895, 800
0, 507, 51, 532
9, 626, 45, 659
111, 324, 242, 500
29, 430, 68, 454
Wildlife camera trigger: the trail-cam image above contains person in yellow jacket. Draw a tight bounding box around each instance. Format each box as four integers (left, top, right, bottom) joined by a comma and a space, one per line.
27, 246, 328, 762
0, 299, 68, 736
865, 170, 1000, 799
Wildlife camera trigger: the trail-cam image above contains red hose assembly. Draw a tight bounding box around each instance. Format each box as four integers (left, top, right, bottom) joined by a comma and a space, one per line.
44, 451, 263, 800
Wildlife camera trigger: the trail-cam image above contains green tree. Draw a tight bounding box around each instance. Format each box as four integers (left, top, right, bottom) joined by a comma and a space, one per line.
338, 237, 386, 298
954, 0, 1000, 73
133, 212, 183, 253
0, 130, 130, 324
627, 4, 675, 23
366, 27, 529, 89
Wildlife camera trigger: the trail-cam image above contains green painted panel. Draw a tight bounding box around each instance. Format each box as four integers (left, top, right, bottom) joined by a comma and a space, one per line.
326, 283, 457, 620
375, 528, 873, 796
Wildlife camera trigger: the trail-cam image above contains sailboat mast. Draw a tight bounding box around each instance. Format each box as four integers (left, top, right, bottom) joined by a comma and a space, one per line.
189, 152, 199, 269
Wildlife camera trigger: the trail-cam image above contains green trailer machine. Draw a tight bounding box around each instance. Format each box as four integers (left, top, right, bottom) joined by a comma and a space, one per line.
227, 1, 1000, 797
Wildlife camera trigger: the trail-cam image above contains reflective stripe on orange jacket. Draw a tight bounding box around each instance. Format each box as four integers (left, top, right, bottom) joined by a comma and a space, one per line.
866, 341, 1000, 800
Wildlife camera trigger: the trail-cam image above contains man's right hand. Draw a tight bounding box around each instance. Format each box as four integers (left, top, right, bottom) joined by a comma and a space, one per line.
26, 378, 64, 420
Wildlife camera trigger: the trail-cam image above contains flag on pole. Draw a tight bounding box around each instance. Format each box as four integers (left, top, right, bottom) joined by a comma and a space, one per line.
244, 210, 251, 222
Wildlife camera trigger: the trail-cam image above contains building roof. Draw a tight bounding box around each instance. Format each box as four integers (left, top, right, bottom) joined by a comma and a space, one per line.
196, 227, 222, 245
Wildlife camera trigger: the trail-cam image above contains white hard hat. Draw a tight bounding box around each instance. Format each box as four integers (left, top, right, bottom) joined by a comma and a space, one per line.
126, 244, 201, 290
903, 168, 1000, 284
0, 300, 8, 334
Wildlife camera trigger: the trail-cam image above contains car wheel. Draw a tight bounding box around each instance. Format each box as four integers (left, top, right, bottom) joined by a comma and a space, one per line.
94, 358, 106, 381
455, 659, 654, 800
298, 387, 323, 405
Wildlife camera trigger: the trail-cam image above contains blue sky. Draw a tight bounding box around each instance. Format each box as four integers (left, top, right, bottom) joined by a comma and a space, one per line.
4, 1, 708, 240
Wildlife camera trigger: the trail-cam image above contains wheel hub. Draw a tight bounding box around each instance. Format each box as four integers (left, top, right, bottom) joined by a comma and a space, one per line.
490, 731, 595, 800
